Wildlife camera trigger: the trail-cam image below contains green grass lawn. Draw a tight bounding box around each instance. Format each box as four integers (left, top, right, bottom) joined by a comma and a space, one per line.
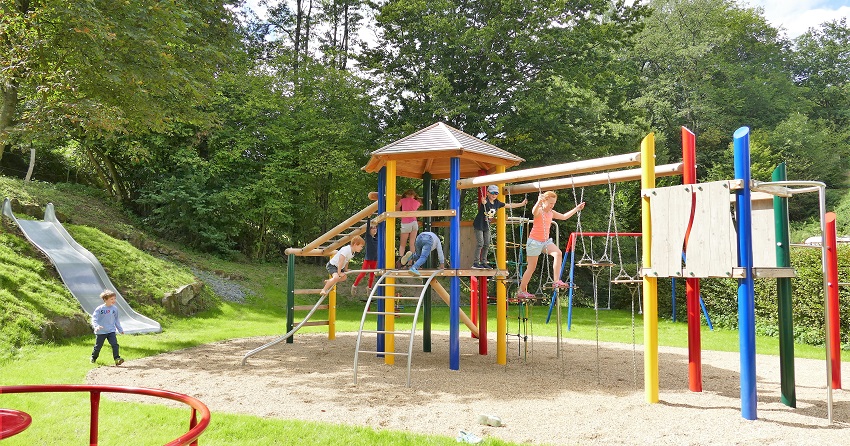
1, 295, 843, 445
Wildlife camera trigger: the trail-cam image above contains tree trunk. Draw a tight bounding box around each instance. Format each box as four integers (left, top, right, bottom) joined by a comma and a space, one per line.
84, 146, 112, 196
294, 0, 302, 75
0, 79, 19, 164
341, 1, 349, 70
95, 147, 128, 201
304, 0, 313, 57
24, 147, 35, 181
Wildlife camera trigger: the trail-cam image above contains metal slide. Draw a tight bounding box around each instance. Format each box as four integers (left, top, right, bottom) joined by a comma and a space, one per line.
2, 199, 161, 334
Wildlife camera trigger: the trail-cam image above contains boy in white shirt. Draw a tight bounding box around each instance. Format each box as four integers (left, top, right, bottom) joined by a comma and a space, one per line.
320, 236, 365, 296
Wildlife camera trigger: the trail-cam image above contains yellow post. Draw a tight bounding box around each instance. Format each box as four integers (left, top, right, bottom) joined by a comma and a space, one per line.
385, 161, 396, 365
640, 133, 659, 403
329, 286, 336, 340
495, 165, 508, 365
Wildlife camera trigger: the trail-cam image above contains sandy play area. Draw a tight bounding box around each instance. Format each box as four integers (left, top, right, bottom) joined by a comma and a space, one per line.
87, 332, 850, 445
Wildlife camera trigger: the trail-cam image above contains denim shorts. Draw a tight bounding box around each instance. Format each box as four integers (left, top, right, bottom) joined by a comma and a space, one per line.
400, 221, 419, 234
326, 263, 340, 275
526, 238, 553, 257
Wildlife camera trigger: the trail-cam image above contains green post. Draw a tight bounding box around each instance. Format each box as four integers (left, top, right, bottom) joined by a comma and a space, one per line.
773, 163, 795, 407
423, 172, 433, 353
286, 253, 296, 344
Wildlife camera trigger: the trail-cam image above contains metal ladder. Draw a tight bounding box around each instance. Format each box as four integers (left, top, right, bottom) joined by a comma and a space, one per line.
241, 290, 327, 365
353, 269, 442, 387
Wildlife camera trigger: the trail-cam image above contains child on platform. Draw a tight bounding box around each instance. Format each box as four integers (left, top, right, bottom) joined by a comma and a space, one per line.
90, 289, 125, 366
516, 191, 585, 299
321, 236, 365, 296
400, 231, 446, 276
473, 185, 526, 269
352, 218, 378, 293
397, 189, 422, 260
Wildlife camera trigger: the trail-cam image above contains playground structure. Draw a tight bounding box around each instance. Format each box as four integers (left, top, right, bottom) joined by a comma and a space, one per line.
242, 122, 843, 423
0, 384, 210, 444
1, 198, 161, 334
642, 126, 841, 422
243, 123, 682, 372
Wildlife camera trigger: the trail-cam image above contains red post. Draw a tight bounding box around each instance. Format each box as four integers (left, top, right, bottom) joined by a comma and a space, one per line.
682, 126, 702, 392
90, 390, 101, 445
470, 276, 479, 338
189, 408, 199, 446
825, 212, 841, 389
479, 277, 488, 355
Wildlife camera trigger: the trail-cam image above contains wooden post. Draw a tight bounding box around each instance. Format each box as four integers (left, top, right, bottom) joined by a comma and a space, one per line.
641, 133, 659, 404
682, 126, 702, 392
386, 161, 396, 365
286, 253, 295, 344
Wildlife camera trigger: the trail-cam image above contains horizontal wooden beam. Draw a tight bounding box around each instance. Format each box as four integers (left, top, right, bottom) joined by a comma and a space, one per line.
506, 163, 683, 194
385, 209, 456, 219
456, 152, 642, 190
283, 248, 328, 256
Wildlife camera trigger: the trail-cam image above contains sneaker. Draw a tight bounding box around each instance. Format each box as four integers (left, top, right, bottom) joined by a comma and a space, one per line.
400, 251, 413, 266
409, 266, 420, 276
553, 280, 570, 289
478, 414, 503, 427
351, 284, 358, 295
471, 262, 484, 269
515, 290, 535, 300
90, 357, 96, 364
115, 357, 124, 366
483, 262, 495, 269
456, 430, 483, 444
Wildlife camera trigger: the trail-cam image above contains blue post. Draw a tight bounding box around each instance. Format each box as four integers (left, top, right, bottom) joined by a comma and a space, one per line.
567, 242, 578, 330
376, 168, 386, 356
699, 296, 714, 330
449, 158, 461, 370
547, 238, 572, 323
671, 278, 677, 322
734, 126, 757, 420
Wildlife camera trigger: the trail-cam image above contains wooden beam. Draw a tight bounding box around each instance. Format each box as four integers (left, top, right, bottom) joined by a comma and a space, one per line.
505, 163, 683, 194
299, 201, 378, 252
323, 222, 369, 253
283, 248, 327, 256
385, 209, 457, 219
456, 152, 642, 190
430, 280, 479, 337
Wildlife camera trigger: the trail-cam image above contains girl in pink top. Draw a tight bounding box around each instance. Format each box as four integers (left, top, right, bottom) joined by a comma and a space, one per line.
517, 191, 585, 299
397, 189, 422, 258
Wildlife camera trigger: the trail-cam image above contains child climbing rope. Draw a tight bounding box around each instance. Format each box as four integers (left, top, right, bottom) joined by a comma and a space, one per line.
516, 191, 584, 299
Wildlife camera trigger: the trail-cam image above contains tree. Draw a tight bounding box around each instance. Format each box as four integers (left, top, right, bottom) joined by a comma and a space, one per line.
792, 18, 850, 128
360, 0, 649, 152
0, 0, 240, 187
317, 0, 366, 70
630, 0, 803, 178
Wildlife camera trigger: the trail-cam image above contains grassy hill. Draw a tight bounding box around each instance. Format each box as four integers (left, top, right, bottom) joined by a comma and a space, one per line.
0, 177, 250, 360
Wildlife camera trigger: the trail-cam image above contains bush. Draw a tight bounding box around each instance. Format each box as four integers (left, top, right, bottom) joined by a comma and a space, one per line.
657, 244, 850, 347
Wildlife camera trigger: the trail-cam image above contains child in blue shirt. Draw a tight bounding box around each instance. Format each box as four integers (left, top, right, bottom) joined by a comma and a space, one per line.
91, 289, 125, 366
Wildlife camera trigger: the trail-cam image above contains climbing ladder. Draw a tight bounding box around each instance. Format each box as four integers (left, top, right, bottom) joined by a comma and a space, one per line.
353, 269, 442, 387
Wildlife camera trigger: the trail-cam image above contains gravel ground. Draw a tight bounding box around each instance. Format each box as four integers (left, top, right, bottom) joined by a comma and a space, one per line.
190, 267, 250, 303
88, 332, 850, 445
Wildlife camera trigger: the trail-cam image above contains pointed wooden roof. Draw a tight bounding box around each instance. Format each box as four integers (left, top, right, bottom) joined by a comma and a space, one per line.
362, 122, 524, 179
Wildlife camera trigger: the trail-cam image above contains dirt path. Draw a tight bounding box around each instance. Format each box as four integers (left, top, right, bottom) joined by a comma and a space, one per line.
88, 332, 850, 445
